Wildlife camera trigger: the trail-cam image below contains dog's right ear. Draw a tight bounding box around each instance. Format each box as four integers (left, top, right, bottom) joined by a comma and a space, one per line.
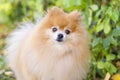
68, 10, 82, 22
47, 7, 64, 17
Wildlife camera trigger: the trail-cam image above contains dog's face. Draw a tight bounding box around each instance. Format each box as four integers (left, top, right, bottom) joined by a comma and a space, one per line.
35, 7, 87, 48
49, 25, 71, 42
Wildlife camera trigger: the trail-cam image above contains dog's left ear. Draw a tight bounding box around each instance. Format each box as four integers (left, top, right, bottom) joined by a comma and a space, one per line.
68, 10, 82, 23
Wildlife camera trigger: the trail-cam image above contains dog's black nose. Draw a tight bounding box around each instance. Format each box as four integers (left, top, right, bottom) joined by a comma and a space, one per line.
58, 34, 63, 39
56, 34, 64, 42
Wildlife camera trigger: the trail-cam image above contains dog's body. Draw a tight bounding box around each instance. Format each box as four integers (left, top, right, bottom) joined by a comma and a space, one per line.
6, 7, 90, 80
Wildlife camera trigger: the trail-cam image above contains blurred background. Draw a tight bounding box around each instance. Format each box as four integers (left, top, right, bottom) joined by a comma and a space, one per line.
0, 0, 120, 80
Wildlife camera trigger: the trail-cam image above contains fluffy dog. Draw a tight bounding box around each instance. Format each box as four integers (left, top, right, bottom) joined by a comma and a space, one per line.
6, 7, 90, 80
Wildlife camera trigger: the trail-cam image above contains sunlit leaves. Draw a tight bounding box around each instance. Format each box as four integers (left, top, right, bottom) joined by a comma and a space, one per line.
0, 3, 13, 15
106, 54, 115, 61
97, 61, 104, 69
90, 4, 98, 11
0, 2, 13, 24
97, 61, 117, 75
95, 18, 111, 34
105, 62, 117, 75
86, 0, 120, 79
56, 0, 87, 11
106, 7, 119, 22
95, 19, 104, 33
87, 9, 92, 26
103, 22, 111, 34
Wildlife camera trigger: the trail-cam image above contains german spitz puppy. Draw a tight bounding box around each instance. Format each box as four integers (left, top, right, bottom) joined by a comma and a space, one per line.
6, 7, 90, 80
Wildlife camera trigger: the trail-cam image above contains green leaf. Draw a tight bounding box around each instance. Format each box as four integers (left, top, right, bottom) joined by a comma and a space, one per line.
88, 9, 92, 26
111, 37, 118, 46
96, 21, 104, 33
103, 37, 111, 49
103, 36, 116, 49
97, 61, 105, 69
106, 7, 119, 22
90, 4, 98, 11
112, 29, 120, 37
106, 54, 115, 61
92, 37, 101, 47
103, 23, 111, 34
64, 0, 70, 7
111, 8, 119, 22
105, 62, 117, 74
109, 64, 117, 74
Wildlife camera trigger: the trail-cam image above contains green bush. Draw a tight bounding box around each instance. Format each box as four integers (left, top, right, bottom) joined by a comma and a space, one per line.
0, 0, 120, 80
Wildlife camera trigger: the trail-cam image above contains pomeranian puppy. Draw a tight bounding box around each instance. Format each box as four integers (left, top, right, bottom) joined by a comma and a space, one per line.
6, 7, 90, 80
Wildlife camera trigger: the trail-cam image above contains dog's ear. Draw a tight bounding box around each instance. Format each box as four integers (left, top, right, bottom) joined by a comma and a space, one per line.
47, 7, 64, 16
68, 10, 82, 23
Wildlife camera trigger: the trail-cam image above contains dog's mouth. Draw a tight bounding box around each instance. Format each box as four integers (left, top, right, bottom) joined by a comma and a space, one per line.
56, 39, 63, 42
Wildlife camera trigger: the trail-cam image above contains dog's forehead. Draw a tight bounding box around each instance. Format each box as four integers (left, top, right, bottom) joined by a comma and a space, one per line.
54, 17, 69, 29
46, 15, 68, 28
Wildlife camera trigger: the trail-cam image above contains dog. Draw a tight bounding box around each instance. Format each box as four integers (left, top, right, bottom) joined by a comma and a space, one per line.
6, 7, 90, 80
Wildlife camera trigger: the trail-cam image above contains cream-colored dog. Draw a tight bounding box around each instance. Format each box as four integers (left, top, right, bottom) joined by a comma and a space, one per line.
6, 7, 90, 80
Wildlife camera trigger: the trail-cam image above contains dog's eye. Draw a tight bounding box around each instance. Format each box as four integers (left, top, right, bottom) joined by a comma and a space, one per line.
65, 29, 70, 35
52, 27, 57, 32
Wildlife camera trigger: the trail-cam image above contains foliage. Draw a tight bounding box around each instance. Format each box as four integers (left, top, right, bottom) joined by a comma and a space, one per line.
0, 0, 120, 80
